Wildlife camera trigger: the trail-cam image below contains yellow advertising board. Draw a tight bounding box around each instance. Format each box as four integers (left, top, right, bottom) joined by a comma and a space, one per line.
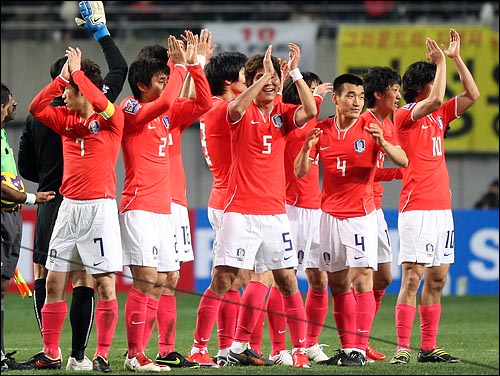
338, 25, 499, 153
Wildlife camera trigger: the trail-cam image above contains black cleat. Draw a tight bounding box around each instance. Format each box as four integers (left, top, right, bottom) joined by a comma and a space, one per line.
390, 349, 411, 364
228, 348, 274, 366
341, 350, 366, 366
317, 349, 349, 366
156, 351, 200, 368
93, 356, 113, 372
417, 348, 460, 363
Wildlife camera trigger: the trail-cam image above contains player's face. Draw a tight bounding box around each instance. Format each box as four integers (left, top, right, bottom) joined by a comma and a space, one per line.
231, 68, 247, 95
253, 68, 280, 103
379, 83, 401, 114
2, 94, 17, 123
333, 83, 364, 119
148, 72, 169, 100
62, 85, 85, 112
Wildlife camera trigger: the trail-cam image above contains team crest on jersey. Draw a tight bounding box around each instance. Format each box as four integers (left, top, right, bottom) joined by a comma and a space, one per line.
354, 139, 366, 153
272, 114, 284, 128
236, 247, 246, 261
322, 252, 331, 266
162, 116, 170, 129
123, 98, 142, 115
437, 117, 444, 130
88, 120, 100, 134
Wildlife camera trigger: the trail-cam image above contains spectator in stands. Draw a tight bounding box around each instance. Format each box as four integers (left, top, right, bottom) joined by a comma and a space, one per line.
474, 179, 499, 209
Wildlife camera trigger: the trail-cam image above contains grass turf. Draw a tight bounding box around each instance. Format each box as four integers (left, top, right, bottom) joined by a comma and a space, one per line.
3, 292, 499, 375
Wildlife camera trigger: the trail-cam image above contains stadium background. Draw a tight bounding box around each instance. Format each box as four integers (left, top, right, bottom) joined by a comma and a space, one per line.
1, 1, 498, 295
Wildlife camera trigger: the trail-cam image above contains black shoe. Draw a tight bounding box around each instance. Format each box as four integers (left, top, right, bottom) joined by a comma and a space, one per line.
228, 348, 273, 366
215, 355, 229, 367
317, 349, 348, 366
20, 351, 61, 370
417, 348, 460, 363
341, 350, 366, 366
156, 351, 200, 368
389, 349, 411, 364
1, 351, 22, 370
93, 356, 113, 372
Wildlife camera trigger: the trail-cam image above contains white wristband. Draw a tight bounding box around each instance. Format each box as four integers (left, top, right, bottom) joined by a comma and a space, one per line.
24, 192, 36, 205
289, 68, 303, 82
197, 55, 206, 68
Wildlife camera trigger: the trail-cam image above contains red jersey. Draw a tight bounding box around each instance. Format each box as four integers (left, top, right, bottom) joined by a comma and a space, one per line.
394, 97, 457, 212
169, 65, 212, 206
119, 65, 188, 213
362, 110, 401, 209
284, 95, 323, 209
199, 97, 231, 210
29, 73, 123, 200
314, 114, 386, 219
225, 100, 301, 214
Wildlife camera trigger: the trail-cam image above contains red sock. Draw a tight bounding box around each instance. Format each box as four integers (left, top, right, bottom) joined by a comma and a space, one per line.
217, 289, 240, 350
419, 304, 441, 352
373, 289, 385, 315
233, 281, 268, 343
267, 286, 286, 355
395, 303, 416, 350
282, 290, 306, 349
333, 290, 357, 349
41, 301, 67, 359
305, 287, 328, 347
193, 289, 223, 349
250, 309, 265, 356
142, 296, 159, 353
157, 294, 177, 356
354, 291, 375, 351
94, 298, 118, 360
125, 288, 148, 356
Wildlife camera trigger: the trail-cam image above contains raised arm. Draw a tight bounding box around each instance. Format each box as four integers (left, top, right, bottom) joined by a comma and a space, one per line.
442, 28, 480, 115
294, 127, 322, 178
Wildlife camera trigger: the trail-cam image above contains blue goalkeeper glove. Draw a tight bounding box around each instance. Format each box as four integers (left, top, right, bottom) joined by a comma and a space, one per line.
75, 1, 110, 41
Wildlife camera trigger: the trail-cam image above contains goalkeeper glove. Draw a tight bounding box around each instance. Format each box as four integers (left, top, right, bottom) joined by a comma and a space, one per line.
75, 1, 110, 41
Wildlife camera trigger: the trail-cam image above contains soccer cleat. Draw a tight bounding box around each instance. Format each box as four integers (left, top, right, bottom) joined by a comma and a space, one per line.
305, 343, 330, 362
417, 348, 460, 363
33, 352, 62, 370
214, 355, 229, 367
124, 353, 165, 372
186, 349, 220, 368
366, 343, 386, 361
341, 350, 366, 366
269, 349, 293, 366
156, 351, 200, 368
317, 349, 348, 366
227, 348, 274, 366
1, 351, 21, 370
292, 348, 311, 368
389, 349, 411, 364
66, 355, 93, 370
93, 356, 113, 372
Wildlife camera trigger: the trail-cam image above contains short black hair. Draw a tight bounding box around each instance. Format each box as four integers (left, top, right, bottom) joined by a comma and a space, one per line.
402, 61, 436, 103
363, 66, 401, 108
282, 71, 322, 105
50, 57, 68, 80
204, 51, 247, 96
333, 73, 363, 95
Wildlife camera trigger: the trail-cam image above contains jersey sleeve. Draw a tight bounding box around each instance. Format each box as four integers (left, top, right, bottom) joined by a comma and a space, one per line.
28, 76, 69, 132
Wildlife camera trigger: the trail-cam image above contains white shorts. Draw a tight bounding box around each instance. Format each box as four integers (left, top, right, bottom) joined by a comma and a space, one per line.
120, 210, 179, 272
171, 202, 194, 263
286, 204, 321, 271
213, 212, 297, 273
376, 208, 392, 264
398, 209, 455, 267
319, 211, 378, 273
208, 206, 223, 233
46, 198, 123, 274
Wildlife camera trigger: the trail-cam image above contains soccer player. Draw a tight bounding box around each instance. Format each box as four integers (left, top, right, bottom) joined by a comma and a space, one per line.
188, 43, 316, 369
17, 2, 128, 371
277, 71, 333, 365
1, 83, 56, 372
295, 73, 408, 367
389, 28, 479, 365
119, 31, 210, 372
27, 45, 124, 371
196, 50, 276, 367
360, 65, 404, 362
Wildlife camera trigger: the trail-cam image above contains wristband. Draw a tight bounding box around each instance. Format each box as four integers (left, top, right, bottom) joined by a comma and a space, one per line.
289, 68, 303, 82
197, 55, 206, 68
24, 193, 36, 205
